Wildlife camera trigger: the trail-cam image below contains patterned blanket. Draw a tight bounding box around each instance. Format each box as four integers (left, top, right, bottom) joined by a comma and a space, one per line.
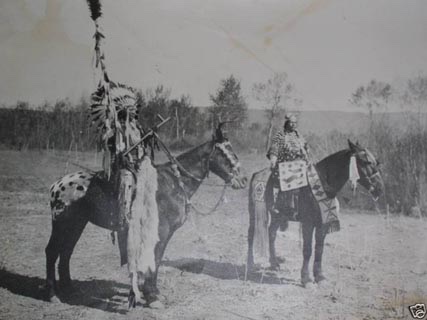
278, 160, 308, 191
254, 162, 340, 232
306, 164, 340, 234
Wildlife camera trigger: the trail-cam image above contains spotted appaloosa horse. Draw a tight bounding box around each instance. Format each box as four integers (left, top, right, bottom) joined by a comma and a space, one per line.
45, 124, 247, 306
247, 140, 383, 287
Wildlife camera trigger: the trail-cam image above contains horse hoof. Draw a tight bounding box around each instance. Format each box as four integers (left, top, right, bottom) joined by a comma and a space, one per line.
149, 300, 165, 309
50, 295, 61, 304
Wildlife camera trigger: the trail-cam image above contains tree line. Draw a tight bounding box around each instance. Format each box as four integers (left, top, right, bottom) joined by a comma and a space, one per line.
1, 73, 427, 215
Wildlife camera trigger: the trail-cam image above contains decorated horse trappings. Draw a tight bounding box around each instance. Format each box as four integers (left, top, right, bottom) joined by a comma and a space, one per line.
45, 123, 247, 306
247, 140, 383, 287
44, 0, 248, 309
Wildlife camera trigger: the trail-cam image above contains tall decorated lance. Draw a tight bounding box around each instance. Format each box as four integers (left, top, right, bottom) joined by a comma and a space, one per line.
85, 0, 139, 178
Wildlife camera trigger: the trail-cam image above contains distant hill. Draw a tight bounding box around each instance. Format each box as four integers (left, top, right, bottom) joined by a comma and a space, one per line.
246, 109, 368, 134
245, 109, 423, 135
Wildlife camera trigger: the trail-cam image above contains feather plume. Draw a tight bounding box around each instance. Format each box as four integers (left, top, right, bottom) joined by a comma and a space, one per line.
86, 0, 102, 21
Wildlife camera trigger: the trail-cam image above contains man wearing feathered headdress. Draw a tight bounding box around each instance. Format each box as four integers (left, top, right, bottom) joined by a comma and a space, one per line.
90, 81, 148, 225
85, 2, 160, 295
91, 82, 144, 177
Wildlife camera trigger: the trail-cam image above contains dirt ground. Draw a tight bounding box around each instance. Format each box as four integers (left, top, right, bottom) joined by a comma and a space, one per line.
0, 150, 426, 320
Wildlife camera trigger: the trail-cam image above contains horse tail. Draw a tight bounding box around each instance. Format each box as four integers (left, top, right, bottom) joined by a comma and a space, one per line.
247, 173, 256, 268
127, 156, 160, 293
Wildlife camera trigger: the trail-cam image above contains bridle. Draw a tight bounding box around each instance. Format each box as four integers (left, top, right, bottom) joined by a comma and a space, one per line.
209, 140, 241, 183
179, 139, 241, 215
353, 150, 382, 200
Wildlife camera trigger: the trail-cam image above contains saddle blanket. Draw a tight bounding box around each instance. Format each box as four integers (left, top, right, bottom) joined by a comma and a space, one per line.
278, 160, 308, 192
255, 162, 340, 234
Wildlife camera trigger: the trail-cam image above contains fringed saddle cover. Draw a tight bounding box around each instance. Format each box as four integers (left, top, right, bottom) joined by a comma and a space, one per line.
306, 164, 340, 234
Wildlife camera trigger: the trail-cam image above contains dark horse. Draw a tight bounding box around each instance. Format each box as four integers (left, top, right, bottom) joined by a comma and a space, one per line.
247, 140, 383, 287
45, 125, 247, 306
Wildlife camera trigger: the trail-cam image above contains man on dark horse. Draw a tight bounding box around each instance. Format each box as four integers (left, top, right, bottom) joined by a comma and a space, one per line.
91, 83, 160, 299
267, 114, 310, 219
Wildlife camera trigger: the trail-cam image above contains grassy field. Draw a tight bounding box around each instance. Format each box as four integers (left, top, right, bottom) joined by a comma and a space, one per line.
0, 149, 426, 320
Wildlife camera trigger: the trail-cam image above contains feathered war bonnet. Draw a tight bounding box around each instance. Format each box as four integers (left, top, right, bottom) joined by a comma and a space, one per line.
89, 82, 138, 134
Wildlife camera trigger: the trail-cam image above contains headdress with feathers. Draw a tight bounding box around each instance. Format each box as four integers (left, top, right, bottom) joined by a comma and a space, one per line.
90, 82, 138, 132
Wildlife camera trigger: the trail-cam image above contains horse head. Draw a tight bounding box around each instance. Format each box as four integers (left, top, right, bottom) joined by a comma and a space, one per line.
208, 122, 247, 189
348, 140, 384, 200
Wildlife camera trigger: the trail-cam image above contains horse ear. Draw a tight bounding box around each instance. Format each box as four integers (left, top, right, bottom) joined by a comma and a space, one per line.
348, 139, 357, 152
215, 122, 225, 142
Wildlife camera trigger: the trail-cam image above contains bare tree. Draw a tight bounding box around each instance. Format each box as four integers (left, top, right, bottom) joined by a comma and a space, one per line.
169, 95, 194, 141
253, 72, 299, 151
350, 80, 392, 116
350, 79, 392, 142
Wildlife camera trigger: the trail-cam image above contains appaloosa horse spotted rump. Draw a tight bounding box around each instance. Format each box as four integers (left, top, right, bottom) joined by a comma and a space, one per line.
45, 124, 247, 306
247, 140, 383, 287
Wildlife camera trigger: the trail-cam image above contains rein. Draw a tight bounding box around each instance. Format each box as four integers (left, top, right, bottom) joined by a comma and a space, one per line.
155, 134, 230, 215
153, 132, 204, 183
352, 172, 381, 200
189, 183, 229, 216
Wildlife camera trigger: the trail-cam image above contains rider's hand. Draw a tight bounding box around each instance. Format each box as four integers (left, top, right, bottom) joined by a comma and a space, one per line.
270, 155, 277, 170
118, 152, 129, 167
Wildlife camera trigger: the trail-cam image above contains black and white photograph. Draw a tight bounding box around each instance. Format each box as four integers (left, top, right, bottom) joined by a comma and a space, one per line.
0, 0, 426, 319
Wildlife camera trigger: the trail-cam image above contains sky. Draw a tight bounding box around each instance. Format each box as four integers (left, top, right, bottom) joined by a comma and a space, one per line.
0, 0, 426, 111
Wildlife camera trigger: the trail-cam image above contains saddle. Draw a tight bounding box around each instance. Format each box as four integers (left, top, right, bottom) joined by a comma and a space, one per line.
267, 160, 308, 221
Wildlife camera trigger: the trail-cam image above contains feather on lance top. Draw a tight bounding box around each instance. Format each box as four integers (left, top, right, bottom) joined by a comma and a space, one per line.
267, 130, 309, 162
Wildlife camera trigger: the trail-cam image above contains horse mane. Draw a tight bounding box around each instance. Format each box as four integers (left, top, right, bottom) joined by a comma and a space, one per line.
176, 140, 213, 161
316, 149, 350, 169
314, 148, 352, 197
155, 140, 213, 170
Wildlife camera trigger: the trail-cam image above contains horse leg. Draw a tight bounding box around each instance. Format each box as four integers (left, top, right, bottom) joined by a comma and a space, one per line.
313, 226, 327, 283
45, 220, 63, 301
268, 212, 281, 270
57, 216, 88, 291
301, 222, 315, 287
247, 199, 256, 270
